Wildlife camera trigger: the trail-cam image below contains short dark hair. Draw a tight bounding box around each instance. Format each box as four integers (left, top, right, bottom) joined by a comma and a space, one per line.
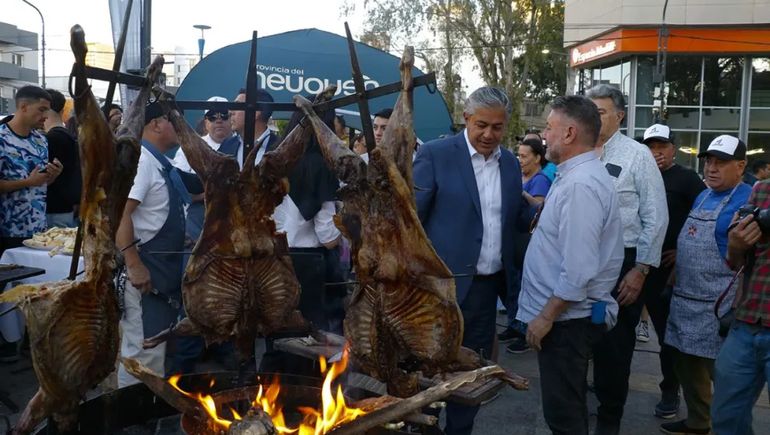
373, 108, 393, 119
520, 138, 547, 168
237, 87, 274, 121
550, 95, 602, 145
106, 103, 122, 113
45, 88, 66, 113
15, 85, 51, 104
752, 159, 770, 174
144, 101, 166, 125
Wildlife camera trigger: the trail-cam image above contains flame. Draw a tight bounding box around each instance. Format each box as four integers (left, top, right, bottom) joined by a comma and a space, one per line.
168, 375, 233, 430
167, 347, 367, 434
297, 350, 366, 435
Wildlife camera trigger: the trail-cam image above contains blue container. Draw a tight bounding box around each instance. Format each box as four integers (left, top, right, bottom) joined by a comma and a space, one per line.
591, 301, 607, 325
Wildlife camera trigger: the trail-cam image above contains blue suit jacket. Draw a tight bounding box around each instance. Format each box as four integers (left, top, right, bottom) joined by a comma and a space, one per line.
414, 132, 531, 304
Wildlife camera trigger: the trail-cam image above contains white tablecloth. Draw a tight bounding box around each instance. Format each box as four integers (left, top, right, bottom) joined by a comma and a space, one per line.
0, 247, 85, 342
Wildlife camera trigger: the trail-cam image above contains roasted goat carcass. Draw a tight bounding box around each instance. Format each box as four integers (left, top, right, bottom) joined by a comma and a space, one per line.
0, 26, 162, 433
144, 89, 336, 362
295, 47, 528, 398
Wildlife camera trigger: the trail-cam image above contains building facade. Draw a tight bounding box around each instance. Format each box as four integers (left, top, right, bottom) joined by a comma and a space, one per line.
0, 22, 39, 114
565, 0, 770, 170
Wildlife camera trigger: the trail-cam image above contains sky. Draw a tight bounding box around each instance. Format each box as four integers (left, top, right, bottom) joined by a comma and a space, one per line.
3, 0, 361, 77
4, 0, 483, 91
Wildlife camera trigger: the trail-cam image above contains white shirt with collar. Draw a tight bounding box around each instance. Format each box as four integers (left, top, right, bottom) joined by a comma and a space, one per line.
173, 133, 224, 174
273, 198, 340, 248
236, 128, 272, 169
128, 146, 171, 243
464, 129, 503, 275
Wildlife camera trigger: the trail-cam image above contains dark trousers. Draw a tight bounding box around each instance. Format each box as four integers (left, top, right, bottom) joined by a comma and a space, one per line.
642, 264, 680, 399
539, 318, 605, 435
593, 248, 644, 433
444, 272, 502, 435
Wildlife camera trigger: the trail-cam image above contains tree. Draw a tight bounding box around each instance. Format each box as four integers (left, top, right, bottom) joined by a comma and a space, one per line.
346, 0, 566, 141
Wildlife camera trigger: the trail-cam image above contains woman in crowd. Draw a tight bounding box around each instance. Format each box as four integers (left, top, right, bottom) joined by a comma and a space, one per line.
518, 137, 551, 205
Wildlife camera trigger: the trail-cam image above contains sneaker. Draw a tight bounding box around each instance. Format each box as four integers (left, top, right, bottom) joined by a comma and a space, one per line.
636, 319, 650, 343
505, 337, 530, 354
660, 419, 709, 434
497, 327, 521, 343
0, 340, 20, 364
655, 395, 680, 419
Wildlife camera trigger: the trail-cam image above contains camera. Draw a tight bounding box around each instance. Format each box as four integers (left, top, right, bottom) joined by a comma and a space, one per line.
736, 205, 770, 233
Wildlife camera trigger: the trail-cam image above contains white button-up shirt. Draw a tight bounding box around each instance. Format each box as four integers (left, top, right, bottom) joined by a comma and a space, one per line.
236, 129, 272, 169
464, 129, 503, 275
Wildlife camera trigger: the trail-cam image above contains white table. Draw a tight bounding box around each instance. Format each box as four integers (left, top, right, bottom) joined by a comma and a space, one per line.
0, 247, 85, 342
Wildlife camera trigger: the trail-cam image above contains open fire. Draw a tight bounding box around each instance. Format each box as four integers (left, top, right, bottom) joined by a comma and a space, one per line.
168, 348, 366, 434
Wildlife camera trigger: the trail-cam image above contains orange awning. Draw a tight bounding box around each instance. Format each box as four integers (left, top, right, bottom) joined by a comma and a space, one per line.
569, 26, 770, 68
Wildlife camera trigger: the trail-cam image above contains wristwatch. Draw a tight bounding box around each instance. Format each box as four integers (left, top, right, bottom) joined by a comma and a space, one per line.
635, 263, 650, 276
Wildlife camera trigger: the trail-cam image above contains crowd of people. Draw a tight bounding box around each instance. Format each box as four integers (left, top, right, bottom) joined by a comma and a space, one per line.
1, 82, 769, 435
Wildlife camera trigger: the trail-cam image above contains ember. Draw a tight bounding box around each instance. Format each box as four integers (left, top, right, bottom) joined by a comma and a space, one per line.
168, 348, 366, 434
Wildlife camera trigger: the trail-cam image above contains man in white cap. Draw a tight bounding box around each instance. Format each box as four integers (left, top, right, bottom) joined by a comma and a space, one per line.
174, 96, 232, 173
640, 124, 705, 419
661, 135, 751, 435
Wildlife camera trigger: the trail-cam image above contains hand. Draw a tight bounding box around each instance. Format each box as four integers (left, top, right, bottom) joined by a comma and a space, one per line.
45, 158, 63, 182
126, 262, 152, 294
26, 167, 48, 187
728, 213, 761, 253
617, 267, 646, 306
526, 314, 554, 351
661, 249, 677, 268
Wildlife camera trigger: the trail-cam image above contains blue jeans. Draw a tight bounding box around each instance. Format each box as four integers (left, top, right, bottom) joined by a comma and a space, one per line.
711, 321, 770, 435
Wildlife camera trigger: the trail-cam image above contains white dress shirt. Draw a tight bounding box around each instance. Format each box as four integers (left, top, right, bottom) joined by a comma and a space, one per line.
273, 198, 340, 248
464, 129, 503, 275
236, 129, 272, 169
600, 130, 668, 266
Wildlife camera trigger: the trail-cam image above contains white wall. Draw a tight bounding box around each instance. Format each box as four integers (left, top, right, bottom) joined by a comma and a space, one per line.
565, 0, 770, 46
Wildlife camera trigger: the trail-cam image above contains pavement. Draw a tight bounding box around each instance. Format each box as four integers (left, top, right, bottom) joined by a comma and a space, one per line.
1, 313, 769, 434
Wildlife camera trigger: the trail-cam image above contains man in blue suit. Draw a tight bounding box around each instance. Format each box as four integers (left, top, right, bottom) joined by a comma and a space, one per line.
414, 86, 532, 435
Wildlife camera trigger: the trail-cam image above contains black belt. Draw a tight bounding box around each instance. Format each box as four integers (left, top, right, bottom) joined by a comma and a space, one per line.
289, 247, 326, 254
473, 271, 504, 281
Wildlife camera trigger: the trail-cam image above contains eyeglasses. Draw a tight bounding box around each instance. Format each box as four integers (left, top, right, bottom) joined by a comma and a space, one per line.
205, 112, 229, 121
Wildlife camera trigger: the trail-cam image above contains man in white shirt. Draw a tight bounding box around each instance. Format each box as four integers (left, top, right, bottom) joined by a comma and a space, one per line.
173, 96, 232, 173
116, 103, 188, 386
586, 84, 668, 435
223, 88, 279, 167
414, 87, 532, 435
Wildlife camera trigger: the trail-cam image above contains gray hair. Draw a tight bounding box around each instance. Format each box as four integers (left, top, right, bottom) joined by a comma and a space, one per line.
585, 84, 626, 113
464, 86, 512, 119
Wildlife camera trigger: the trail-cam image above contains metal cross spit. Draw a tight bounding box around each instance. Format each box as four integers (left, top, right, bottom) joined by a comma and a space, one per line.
69, 21, 437, 279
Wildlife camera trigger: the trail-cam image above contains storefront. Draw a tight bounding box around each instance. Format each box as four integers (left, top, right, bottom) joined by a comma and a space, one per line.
569, 26, 770, 171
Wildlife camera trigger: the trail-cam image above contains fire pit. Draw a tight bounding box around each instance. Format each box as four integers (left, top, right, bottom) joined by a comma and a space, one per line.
29, 371, 434, 435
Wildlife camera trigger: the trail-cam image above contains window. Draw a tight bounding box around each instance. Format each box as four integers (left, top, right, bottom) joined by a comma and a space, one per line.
666, 56, 703, 106
751, 58, 770, 107
702, 57, 743, 107
11, 54, 23, 67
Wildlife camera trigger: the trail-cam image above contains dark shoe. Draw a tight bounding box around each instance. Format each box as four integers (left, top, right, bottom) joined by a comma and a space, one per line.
660, 419, 709, 434
497, 327, 521, 343
505, 337, 530, 354
0, 340, 20, 363
655, 395, 680, 419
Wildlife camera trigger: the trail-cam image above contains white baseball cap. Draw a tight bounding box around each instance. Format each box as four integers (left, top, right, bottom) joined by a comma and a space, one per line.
642, 124, 673, 145
204, 96, 228, 116
697, 135, 747, 160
